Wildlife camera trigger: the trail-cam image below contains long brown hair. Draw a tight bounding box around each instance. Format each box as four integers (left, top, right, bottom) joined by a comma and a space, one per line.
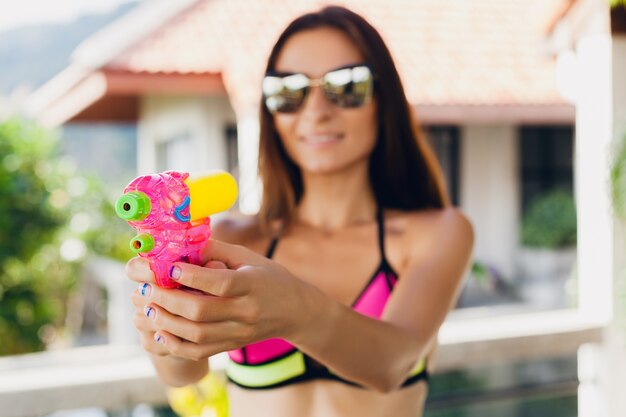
258, 6, 449, 231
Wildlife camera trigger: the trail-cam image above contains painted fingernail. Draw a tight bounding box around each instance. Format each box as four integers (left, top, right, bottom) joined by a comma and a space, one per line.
138, 283, 151, 297
144, 306, 156, 320
170, 265, 181, 280
154, 333, 165, 344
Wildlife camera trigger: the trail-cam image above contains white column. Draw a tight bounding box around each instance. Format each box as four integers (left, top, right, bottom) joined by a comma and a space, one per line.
573, 12, 619, 417
194, 96, 229, 172
607, 34, 626, 417
460, 125, 519, 281
578, 343, 609, 417
612, 36, 626, 136
236, 109, 262, 214
575, 32, 614, 323
136, 98, 157, 175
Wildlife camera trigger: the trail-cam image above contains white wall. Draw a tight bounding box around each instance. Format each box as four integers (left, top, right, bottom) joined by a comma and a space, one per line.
607, 33, 626, 417
574, 25, 618, 417
235, 109, 261, 214
574, 31, 614, 322
137, 95, 236, 174
550, 1, 619, 415
460, 125, 520, 281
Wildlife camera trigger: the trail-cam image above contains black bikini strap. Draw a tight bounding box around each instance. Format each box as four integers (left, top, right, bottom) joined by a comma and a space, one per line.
376, 207, 390, 266
266, 236, 280, 259
268, 210, 387, 262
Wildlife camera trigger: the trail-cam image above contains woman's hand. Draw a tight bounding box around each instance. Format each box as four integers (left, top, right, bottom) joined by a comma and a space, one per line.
126, 240, 321, 361
127, 258, 176, 357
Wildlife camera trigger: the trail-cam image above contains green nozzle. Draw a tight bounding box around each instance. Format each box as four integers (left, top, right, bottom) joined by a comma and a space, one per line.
130, 233, 155, 254
116, 191, 151, 221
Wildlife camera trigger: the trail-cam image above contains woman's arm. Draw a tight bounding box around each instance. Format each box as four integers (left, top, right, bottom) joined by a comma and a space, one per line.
138, 208, 473, 392
149, 354, 209, 387
291, 208, 474, 392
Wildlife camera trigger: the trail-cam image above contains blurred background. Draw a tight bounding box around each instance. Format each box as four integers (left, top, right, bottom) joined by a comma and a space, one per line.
1, 0, 626, 416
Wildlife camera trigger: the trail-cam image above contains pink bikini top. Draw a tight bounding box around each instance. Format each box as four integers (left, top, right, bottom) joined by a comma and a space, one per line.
226, 209, 429, 389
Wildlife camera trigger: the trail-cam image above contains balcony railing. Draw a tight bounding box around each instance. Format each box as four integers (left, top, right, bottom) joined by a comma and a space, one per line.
0, 308, 603, 417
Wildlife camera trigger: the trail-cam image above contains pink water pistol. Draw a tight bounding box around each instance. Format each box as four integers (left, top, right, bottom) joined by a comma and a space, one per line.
115, 171, 238, 288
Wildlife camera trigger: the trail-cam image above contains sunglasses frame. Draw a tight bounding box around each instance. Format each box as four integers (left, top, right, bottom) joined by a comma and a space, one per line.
262, 64, 376, 114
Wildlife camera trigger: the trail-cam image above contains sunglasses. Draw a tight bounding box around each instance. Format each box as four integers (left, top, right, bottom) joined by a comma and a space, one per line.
262, 64, 375, 114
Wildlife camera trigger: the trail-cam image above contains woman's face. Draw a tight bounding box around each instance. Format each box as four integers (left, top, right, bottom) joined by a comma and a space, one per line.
272, 27, 378, 175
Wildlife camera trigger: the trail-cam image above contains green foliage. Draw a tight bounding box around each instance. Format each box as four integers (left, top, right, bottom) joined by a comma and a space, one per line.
612, 132, 626, 219
471, 261, 488, 286
0, 117, 133, 356
610, 0, 626, 8
0, 118, 75, 354
0, 119, 61, 262
611, 130, 626, 341
67, 176, 135, 263
521, 189, 577, 249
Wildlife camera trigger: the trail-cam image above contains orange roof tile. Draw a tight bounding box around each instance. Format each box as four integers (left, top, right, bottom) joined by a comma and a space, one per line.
106, 0, 567, 111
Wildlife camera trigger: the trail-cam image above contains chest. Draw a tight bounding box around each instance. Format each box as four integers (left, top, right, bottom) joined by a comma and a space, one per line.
265, 226, 407, 306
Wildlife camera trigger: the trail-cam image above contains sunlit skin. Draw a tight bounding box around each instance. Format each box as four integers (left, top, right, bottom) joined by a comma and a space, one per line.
126, 26, 474, 417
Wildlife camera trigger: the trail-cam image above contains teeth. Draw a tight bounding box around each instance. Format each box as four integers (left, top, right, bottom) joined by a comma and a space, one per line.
304, 135, 340, 144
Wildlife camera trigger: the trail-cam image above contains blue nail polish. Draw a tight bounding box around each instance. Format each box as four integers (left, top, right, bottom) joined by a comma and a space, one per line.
139, 283, 151, 297
170, 265, 181, 280
144, 306, 155, 319
154, 333, 164, 344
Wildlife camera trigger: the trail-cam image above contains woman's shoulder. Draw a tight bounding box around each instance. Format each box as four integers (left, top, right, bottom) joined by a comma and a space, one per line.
210, 212, 284, 256
387, 206, 474, 246
210, 212, 267, 246
385, 207, 473, 273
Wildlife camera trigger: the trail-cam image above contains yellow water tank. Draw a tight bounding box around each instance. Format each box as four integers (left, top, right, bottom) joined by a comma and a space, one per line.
185, 171, 238, 221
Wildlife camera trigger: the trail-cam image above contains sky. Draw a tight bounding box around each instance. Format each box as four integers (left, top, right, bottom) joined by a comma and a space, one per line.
0, 0, 138, 32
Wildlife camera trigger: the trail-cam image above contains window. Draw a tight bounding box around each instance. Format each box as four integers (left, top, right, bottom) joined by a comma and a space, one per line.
519, 126, 574, 212
225, 124, 239, 183
426, 126, 460, 206
517, 126, 576, 310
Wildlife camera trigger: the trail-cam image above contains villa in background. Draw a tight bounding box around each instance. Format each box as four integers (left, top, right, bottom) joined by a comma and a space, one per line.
10, 1, 626, 415
27, 0, 578, 311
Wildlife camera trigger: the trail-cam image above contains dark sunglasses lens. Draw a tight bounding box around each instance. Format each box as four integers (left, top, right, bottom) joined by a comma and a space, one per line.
323, 66, 373, 108
262, 74, 309, 113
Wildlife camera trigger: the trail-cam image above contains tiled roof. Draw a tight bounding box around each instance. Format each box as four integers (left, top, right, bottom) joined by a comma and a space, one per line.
106, 0, 567, 110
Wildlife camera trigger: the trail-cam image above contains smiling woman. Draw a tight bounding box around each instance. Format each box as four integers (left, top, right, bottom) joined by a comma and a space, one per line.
125, 6, 474, 417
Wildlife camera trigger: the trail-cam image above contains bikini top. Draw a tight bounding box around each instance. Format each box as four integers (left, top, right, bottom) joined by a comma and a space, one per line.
226, 209, 429, 389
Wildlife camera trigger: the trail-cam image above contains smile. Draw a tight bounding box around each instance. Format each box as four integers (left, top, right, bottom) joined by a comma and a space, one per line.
300, 133, 344, 146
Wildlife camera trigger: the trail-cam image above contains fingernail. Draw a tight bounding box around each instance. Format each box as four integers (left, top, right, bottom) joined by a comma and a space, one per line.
170, 265, 181, 280
144, 306, 156, 320
154, 333, 165, 344
138, 283, 152, 297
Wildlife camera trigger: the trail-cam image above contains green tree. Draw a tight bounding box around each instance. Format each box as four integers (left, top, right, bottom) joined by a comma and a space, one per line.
612, 132, 626, 219
611, 131, 626, 342
0, 117, 133, 355
521, 189, 577, 249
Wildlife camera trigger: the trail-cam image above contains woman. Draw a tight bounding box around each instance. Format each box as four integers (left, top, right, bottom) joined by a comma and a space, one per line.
127, 6, 473, 417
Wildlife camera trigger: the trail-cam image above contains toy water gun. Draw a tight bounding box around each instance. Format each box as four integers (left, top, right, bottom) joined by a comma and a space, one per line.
115, 171, 237, 288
